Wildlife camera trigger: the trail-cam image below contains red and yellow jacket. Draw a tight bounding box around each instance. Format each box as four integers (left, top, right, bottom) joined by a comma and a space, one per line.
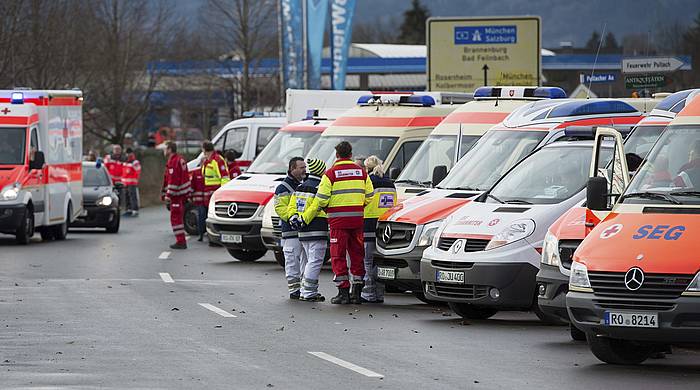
103, 154, 124, 184
162, 153, 192, 200
202, 152, 230, 202
122, 158, 141, 186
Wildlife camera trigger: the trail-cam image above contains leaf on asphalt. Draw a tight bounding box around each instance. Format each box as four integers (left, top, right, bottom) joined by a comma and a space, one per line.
171, 308, 179, 311
368, 314, 373, 318
239, 311, 245, 314
214, 325, 222, 328
412, 330, 420, 334
120, 282, 129, 286
107, 285, 112, 288
266, 384, 274, 388
392, 313, 399, 318
442, 312, 452, 317
276, 326, 284, 331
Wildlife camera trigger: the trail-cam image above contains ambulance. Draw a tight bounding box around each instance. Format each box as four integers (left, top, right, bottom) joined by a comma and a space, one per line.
0, 90, 83, 244
376, 99, 645, 301
394, 86, 567, 200
257, 92, 471, 264
567, 94, 700, 365
536, 89, 697, 340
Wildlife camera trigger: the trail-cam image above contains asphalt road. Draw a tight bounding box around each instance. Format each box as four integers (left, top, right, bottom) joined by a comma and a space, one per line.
1, 207, 699, 389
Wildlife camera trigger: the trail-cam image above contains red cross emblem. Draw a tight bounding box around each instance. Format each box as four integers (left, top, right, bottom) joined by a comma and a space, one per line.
600, 224, 623, 239
0, 108, 10, 115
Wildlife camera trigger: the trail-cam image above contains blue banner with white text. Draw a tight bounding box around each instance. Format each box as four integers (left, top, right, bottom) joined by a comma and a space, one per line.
280, 0, 304, 89
330, 0, 355, 90
306, 0, 329, 90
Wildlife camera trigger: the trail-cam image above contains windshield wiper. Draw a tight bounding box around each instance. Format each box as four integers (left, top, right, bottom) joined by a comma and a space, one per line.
394, 179, 430, 187
669, 191, 700, 198
504, 199, 534, 205
487, 193, 504, 204
443, 186, 482, 191
621, 191, 682, 204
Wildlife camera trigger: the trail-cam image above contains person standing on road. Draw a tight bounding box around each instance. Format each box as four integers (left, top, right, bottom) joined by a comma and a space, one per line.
275, 157, 307, 299
201, 141, 230, 206
161, 142, 192, 250
301, 142, 374, 304
289, 158, 328, 302
360, 156, 396, 303
122, 150, 141, 217
104, 144, 126, 209
191, 163, 207, 241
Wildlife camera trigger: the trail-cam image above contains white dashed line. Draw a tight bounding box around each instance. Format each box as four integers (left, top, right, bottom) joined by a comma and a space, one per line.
159, 272, 175, 283
158, 251, 171, 259
198, 303, 237, 318
308, 351, 384, 378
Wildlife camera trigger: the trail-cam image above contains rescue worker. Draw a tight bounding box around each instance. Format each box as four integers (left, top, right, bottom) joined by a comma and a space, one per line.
161, 142, 192, 250
358, 156, 396, 303
275, 157, 307, 299
288, 158, 328, 302
121, 151, 141, 217
301, 142, 373, 304
104, 144, 125, 208
225, 150, 243, 179
191, 163, 207, 241
201, 141, 230, 206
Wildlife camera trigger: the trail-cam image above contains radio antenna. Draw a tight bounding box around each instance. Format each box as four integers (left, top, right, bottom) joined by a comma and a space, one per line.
587, 23, 607, 99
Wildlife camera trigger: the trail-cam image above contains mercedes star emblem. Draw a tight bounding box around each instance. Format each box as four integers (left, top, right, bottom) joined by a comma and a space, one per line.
382, 224, 392, 244
624, 267, 644, 291
226, 202, 239, 217
451, 239, 465, 254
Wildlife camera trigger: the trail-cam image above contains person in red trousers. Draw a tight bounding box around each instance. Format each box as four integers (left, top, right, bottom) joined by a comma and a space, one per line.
161, 142, 191, 249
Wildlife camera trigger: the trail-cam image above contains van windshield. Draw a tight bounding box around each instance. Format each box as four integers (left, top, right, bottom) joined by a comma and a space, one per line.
0, 128, 26, 165
438, 130, 547, 191
624, 125, 700, 205
396, 134, 480, 186
306, 136, 398, 168
247, 131, 322, 175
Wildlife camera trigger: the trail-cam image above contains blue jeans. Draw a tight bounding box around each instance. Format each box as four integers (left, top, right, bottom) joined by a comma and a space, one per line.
197, 205, 207, 236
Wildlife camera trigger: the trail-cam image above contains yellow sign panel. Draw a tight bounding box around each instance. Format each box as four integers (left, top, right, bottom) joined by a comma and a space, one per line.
427, 17, 541, 92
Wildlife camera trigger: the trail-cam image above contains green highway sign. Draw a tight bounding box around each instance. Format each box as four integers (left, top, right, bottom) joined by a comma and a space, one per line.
625, 74, 666, 89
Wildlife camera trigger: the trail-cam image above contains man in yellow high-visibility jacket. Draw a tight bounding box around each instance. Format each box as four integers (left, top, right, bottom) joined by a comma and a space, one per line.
201, 141, 230, 206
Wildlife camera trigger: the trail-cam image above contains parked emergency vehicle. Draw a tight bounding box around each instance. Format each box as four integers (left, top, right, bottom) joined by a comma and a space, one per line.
0, 90, 83, 244
394, 86, 566, 200
376, 98, 645, 301
567, 94, 700, 365
536, 89, 697, 340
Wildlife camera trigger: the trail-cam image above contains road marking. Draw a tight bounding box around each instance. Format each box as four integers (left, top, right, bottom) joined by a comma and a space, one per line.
159, 272, 175, 283
158, 251, 171, 259
308, 351, 384, 378
198, 303, 237, 318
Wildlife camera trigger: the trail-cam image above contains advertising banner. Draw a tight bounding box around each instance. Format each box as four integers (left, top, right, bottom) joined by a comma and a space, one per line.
280, 0, 305, 89
307, 0, 329, 89
330, 0, 356, 90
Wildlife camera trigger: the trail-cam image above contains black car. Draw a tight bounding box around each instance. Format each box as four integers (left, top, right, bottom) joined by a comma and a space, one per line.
72, 161, 120, 232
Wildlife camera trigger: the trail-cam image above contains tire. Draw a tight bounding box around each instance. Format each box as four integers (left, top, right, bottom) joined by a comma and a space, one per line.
570, 325, 587, 341
15, 206, 34, 245
533, 304, 567, 325
586, 333, 654, 365
39, 227, 54, 241
52, 204, 71, 240
184, 202, 199, 235
226, 248, 267, 262
106, 211, 120, 233
448, 302, 498, 319
274, 251, 286, 267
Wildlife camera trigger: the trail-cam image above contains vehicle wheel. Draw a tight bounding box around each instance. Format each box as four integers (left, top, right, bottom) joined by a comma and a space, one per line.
448, 302, 498, 319
414, 291, 443, 305
586, 334, 654, 365
226, 249, 267, 262
184, 202, 199, 235
15, 206, 34, 245
533, 304, 567, 325
570, 325, 587, 341
39, 227, 54, 241
274, 251, 286, 267
106, 211, 120, 233
52, 204, 71, 240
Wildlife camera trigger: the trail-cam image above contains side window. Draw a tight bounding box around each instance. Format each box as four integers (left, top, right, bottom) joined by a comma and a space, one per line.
223, 127, 249, 156
30, 128, 39, 151
388, 141, 422, 172
256, 127, 278, 156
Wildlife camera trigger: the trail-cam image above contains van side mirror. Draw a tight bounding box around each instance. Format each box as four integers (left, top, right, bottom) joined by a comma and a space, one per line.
29, 151, 45, 170
389, 167, 401, 180
586, 176, 608, 211
432, 165, 448, 187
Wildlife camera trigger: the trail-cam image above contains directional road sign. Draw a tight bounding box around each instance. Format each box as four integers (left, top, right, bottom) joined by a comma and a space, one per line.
579, 73, 616, 84
622, 57, 684, 74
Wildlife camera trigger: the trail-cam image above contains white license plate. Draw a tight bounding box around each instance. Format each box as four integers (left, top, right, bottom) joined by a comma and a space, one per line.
604, 311, 658, 328
436, 270, 465, 284
221, 234, 242, 244
377, 267, 396, 280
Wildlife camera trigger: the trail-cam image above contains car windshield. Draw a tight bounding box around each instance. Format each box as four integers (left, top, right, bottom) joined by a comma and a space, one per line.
306, 136, 398, 168
396, 134, 480, 185
247, 131, 322, 174
0, 128, 26, 165
489, 145, 610, 205
83, 166, 111, 187
438, 130, 547, 190
623, 125, 666, 172
624, 125, 700, 205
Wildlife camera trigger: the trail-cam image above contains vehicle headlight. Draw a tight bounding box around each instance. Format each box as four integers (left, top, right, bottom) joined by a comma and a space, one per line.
682, 272, 700, 296
569, 261, 593, 292
540, 230, 561, 266
208, 198, 217, 218
485, 219, 535, 251
417, 220, 442, 247
1, 183, 21, 201
96, 196, 113, 207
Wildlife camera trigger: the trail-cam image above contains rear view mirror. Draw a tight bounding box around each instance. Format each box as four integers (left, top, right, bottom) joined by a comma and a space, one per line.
586, 176, 608, 211
389, 167, 401, 180
432, 165, 448, 187
29, 151, 45, 170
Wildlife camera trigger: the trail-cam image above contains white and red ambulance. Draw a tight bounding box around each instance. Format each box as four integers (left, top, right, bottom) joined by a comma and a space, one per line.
0, 90, 83, 244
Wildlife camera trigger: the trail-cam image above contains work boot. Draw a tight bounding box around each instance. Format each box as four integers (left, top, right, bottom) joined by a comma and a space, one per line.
350, 283, 364, 304
330, 288, 350, 304
169, 242, 187, 250
131, 210, 139, 217
197, 233, 204, 242
299, 294, 325, 302
289, 291, 300, 300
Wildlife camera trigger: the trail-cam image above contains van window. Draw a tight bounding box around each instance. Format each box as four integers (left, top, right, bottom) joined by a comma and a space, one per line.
307, 136, 398, 169
30, 128, 39, 151
387, 141, 422, 173
223, 127, 248, 155
0, 128, 26, 165
256, 127, 278, 156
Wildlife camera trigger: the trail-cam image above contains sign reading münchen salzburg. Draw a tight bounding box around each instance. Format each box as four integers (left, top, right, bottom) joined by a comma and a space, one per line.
427, 16, 541, 92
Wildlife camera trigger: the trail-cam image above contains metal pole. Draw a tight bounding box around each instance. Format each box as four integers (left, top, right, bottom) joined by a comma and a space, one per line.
277, 0, 285, 106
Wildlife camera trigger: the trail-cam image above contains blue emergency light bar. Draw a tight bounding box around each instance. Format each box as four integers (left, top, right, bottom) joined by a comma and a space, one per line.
399, 95, 435, 106
654, 89, 697, 112
533, 87, 567, 99
357, 95, 376, 105
474, 86, 566, 99
241, 111, 285, 118
10, 92, 24, 104
548, 100, 637, 118
304, 109, 319, 120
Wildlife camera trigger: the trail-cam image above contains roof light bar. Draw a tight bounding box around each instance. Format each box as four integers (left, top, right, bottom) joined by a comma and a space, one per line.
474, 86, 566, 99
399, 95, 436, 106
549, 100, 637, 118
10, 92, 24, 104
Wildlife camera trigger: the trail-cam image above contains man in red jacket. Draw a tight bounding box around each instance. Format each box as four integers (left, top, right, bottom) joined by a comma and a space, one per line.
161, 142, 192, 249
122, 150, 141, 217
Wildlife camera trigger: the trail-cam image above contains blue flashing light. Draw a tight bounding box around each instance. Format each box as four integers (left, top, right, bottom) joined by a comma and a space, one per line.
655, 89, 696, 112
304, 109, 319, 120
400, 95, 435, 106
532, 87, 566, 99
357, 95, 376, 104
548, 100, 638, 118
474, 87, 496, 98
10, 92, 24, 104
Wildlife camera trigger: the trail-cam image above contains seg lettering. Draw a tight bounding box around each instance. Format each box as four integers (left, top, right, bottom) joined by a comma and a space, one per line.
632, 224, 685, 240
